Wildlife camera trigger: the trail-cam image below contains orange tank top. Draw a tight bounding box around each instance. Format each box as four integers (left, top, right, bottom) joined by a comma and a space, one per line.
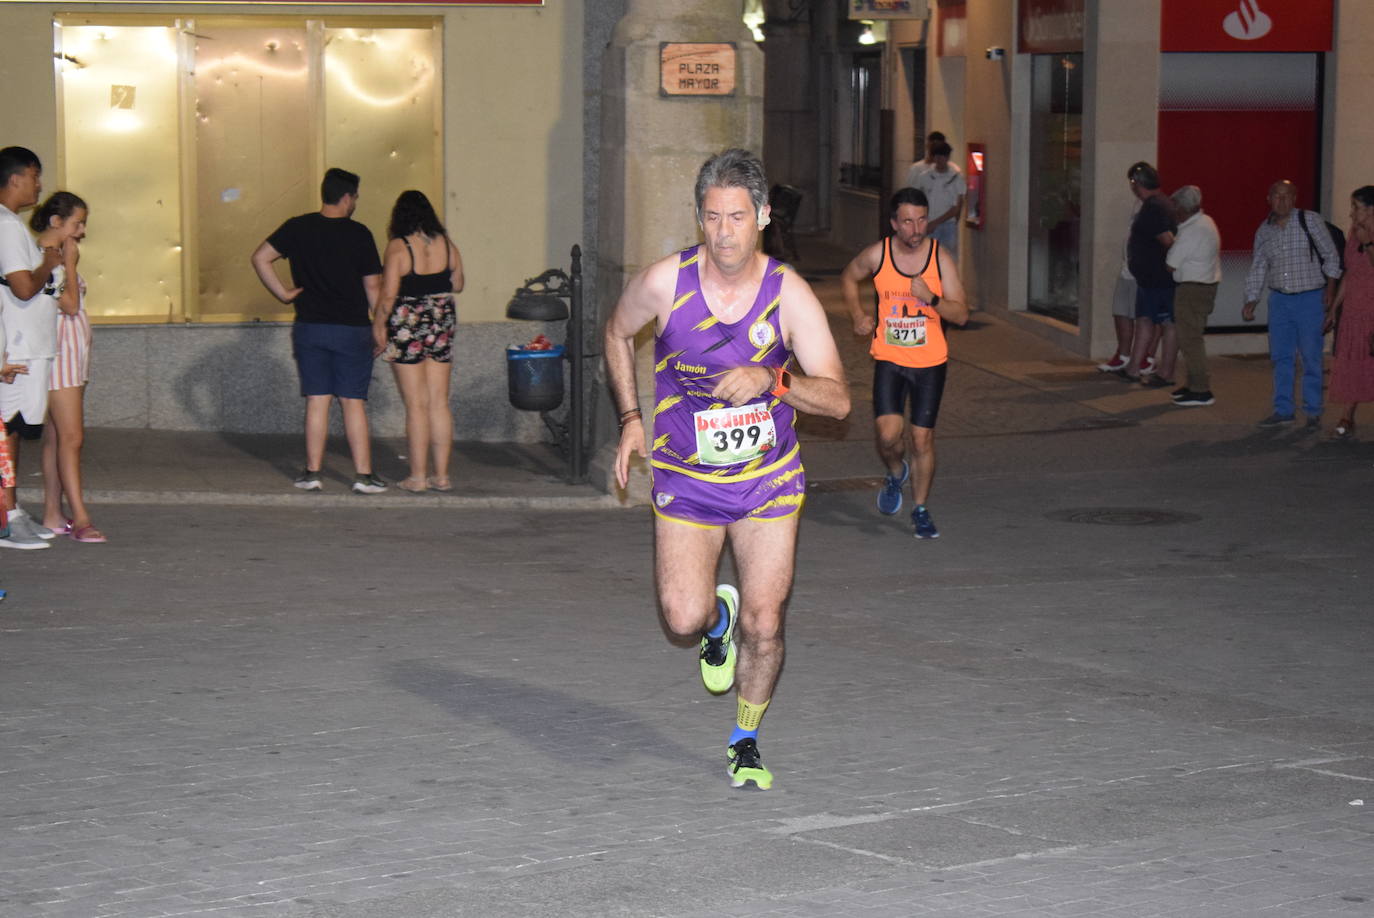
869, 237, 946, 368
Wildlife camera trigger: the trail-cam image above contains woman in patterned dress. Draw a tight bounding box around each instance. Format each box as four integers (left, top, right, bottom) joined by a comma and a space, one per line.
1326, 186, 1374, 439
32, 192, 103, 542
371, 191, 464, 492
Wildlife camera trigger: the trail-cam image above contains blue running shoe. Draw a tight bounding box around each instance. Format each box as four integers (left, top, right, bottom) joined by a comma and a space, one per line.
913, 505, 939, 540
876, 460, 909, 515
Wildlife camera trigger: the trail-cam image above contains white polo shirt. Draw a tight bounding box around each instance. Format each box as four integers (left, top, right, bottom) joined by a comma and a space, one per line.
0, 203, 58, 360
915, 164, 967, 221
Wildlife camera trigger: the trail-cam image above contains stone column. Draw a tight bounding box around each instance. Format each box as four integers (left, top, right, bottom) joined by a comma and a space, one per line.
1081, 1, 1162, 359
591, 0, 763, 501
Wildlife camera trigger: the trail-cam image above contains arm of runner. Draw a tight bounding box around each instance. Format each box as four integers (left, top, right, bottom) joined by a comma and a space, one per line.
764, 270, 850, 420
604, 255, 676, 489
372, 238, 406, 356
250, 241, 302, 304
911, 246, 969, 326
841, 242, 881, 337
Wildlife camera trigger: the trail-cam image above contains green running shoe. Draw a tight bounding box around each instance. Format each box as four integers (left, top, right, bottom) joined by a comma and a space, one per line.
699, 584, 738, 695
727, 737, 773, 790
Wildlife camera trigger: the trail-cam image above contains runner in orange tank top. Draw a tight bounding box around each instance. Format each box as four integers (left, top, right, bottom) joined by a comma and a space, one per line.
842, 187, 969, 539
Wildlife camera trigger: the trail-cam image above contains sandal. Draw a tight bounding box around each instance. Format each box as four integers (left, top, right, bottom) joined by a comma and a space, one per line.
397, 477, 428, 493
70, 524, 107, 544
45, 518, 74, 535
1334, 417, 1355, 438
427, 476, 453, 492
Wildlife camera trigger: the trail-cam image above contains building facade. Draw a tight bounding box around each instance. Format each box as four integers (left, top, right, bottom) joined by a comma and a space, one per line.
764, 0, 1373, 358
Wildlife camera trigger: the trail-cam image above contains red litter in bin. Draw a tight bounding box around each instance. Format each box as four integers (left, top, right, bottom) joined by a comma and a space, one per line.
524, 334, 554, 351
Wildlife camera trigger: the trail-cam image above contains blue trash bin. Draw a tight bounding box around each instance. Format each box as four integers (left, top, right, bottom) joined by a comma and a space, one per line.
506, 345, 565, 411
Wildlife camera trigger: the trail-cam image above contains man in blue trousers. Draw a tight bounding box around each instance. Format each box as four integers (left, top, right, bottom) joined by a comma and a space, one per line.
1242, 180, 1342, 430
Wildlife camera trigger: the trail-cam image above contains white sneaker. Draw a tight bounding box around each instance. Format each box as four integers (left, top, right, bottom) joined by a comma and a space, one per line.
1096, 354, 1128, 373
351, 473, 388, 495
7, 509, 54, 541
1141, 356, 1157, 376
0, 529, 50, 550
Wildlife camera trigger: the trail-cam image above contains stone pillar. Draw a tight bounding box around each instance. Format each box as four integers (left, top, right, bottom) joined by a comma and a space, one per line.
591, 0, 763, 501
1081, 0, 1162, 359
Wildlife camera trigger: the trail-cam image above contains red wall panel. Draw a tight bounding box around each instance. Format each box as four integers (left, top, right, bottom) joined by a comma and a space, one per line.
1157, 109, 1316, 253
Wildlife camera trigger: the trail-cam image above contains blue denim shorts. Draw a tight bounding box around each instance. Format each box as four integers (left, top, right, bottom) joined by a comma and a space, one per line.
292, 322, 374, 399
1134, 285, 1175, 325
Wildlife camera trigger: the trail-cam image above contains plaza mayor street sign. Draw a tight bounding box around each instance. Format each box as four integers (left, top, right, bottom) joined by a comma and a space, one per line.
660, 43, 737, 97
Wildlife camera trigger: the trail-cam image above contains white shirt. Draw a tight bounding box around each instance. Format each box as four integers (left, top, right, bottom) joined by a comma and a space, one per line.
904, 159, 934, 189
1167, 210, 1222, 284
0, 204, 58, 360
915, 165, 967, 222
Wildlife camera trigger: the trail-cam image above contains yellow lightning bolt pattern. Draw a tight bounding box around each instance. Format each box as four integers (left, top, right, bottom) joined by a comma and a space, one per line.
654, 394, 683, 417
748, 493, 805, 517
765, 466, 803, 491
655, 350, 685, 373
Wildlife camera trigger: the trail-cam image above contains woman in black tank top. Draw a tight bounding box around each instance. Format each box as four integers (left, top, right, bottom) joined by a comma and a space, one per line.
372, 190, 465, 492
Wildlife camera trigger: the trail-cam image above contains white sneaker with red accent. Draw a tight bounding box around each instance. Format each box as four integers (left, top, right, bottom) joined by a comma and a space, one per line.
1096, 354, 1128, 373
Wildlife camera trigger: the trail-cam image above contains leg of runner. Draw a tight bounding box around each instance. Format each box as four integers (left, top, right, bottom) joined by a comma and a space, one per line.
910, 424, 940, 540
910, 424, 936, 506
874, 413, 908, 515
654, 515, 729, 650
722, 513, 800, 789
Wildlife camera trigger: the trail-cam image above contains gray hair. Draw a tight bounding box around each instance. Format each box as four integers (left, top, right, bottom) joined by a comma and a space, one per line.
694, 148, 769, 222
1172, 184, 1202, 216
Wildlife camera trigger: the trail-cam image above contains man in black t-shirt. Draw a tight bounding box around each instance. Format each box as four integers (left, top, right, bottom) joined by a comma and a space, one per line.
251, 167, 387, 494
1119, 162, 1178, 386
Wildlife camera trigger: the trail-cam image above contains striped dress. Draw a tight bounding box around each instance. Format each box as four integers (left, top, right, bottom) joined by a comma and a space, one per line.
50, 271, 92, 390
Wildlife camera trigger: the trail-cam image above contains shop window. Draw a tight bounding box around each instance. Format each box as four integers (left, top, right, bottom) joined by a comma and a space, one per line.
839, 52, 883, 190
1026, 53, 1082, 324
56, 17, 441, 324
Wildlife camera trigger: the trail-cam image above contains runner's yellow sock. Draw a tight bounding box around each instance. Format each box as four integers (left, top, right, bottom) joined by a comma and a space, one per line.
729, 696, 769, 746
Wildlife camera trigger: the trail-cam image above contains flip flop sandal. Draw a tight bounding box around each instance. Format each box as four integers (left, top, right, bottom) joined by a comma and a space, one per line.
427, 477, 453, 492
70, 524, 107, 544
397, 478, 428, 493
47, 519, 74, 535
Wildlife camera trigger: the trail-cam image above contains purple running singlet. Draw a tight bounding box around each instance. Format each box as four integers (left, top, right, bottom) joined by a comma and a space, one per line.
650, 246, 806, 527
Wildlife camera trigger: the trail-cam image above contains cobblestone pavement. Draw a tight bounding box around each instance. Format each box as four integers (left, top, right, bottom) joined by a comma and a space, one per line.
3, 416, 1372, 916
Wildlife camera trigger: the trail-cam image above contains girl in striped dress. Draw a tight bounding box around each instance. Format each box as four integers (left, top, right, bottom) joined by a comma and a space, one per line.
32, 192, 103, 543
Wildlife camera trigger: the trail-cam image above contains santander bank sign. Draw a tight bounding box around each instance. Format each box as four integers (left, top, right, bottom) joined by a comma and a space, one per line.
1222, 0, 1272, 41
1161, 0, 1330, 52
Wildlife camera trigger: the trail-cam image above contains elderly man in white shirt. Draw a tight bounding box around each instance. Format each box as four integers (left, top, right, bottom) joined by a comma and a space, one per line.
1165, 185, 1221, 406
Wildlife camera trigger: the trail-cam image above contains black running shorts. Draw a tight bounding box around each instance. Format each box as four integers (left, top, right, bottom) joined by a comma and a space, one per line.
872, 359, 948, 429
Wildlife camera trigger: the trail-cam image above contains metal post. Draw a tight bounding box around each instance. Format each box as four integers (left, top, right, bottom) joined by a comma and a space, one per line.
568, 244, 586, 483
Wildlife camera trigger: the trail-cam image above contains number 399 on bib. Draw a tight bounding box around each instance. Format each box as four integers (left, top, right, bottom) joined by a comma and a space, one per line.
693, 404, 778, 467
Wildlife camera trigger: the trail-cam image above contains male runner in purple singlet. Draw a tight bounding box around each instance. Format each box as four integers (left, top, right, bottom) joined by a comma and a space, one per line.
603, 149, 849, 789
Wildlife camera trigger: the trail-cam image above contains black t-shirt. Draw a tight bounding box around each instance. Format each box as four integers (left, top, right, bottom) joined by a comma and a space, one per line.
1127, 195, 1177, 289
266, 212, 383, 325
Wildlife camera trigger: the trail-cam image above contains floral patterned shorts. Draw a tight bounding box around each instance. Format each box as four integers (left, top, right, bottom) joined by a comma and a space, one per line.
384, 293, 456, 364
